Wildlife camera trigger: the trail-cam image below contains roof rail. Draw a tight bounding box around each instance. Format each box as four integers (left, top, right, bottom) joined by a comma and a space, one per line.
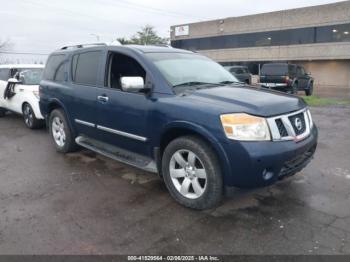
151, 44, 173, 48
60, 43, 107, 50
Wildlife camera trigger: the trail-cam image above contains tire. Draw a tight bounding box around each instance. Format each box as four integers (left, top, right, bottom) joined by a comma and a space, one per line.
0, 107, 6, 117
305, 82, 313, 96
290, 83, 298, 95
162, 136, 223, 210
22, 103, 44, 129
49, 109, 77, 153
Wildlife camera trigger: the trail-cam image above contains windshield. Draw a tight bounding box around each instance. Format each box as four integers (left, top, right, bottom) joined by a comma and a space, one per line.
261, 64, 288, 76
146, 53, 239, 87
14, 68, 44, 85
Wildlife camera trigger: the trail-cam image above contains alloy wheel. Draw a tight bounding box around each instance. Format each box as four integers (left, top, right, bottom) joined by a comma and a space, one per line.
52, 116, 66, 147
23, 104, 34, 128
169, 149, 207, 199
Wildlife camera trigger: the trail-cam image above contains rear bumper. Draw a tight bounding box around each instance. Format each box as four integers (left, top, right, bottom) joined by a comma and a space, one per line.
221, 125, 318, 188
260, 83, 288, 88
260, 83, 293, 92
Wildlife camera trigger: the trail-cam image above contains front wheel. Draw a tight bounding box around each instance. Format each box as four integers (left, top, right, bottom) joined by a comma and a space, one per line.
22, 103, 44, 129
162, 136, 223, 210
49, 109, 77, 153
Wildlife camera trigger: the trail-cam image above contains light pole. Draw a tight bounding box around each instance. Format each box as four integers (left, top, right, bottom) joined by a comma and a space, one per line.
90, 33, 100, 42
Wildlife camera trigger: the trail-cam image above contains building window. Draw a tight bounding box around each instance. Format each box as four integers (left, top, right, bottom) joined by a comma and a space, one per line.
171, 23, 350, 51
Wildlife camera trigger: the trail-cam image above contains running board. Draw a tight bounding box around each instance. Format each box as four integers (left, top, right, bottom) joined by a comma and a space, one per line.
75, 136, 158, 173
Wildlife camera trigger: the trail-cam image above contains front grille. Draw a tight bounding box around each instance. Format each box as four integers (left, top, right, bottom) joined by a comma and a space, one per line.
288, 113, 306, 136
275, 119, 288, 137
267, 109, 312, 141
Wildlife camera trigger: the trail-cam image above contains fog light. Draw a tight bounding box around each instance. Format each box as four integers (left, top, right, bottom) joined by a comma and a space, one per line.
262, 169, 274, 180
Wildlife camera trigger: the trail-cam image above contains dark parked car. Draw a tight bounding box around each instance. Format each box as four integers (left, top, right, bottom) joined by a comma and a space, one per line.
39, 44, 318, 209
260, 63, 314, 96
224, 65, 252, 84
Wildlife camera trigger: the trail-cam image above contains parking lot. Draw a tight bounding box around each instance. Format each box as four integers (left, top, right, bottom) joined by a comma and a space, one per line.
0, 106, 349, 255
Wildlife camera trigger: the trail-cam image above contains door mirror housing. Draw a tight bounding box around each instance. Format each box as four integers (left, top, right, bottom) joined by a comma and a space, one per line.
121, 77, 147, 93
7, 78, 21, 84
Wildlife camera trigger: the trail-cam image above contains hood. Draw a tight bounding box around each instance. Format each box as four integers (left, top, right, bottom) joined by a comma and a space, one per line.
182, 86, 306, 117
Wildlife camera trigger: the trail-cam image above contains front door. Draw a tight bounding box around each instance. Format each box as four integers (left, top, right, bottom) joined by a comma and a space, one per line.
95, 52, 151, 156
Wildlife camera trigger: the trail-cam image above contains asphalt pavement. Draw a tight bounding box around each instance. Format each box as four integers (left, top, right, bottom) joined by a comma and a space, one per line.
0, 106, 349, 255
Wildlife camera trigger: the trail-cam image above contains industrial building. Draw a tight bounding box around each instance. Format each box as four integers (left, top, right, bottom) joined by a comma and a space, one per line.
171, 1, 350, 97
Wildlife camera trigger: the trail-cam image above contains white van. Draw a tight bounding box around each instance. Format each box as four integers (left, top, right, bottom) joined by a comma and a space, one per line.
0, 64, 45, 129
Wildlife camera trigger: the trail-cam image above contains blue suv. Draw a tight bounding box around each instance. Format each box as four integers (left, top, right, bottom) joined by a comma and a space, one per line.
39, 43, 318, 209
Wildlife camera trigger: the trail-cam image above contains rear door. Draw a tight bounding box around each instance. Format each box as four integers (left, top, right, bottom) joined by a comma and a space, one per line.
68, 50, 103, 137
1, 67, 24, 113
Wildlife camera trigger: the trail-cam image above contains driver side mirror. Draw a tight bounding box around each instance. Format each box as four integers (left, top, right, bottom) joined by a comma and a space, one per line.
120, 77, 148, 93
7, 78, 22, 85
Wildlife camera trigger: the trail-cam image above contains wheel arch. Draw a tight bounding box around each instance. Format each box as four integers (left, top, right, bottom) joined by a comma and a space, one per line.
21, 100, 43, 119
46, 99, 76, 135
157, 121, 232, 182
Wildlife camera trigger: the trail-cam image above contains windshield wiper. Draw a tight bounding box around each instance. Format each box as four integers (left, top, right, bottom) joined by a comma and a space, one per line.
173, 81, 223, 88
219, 81, 246, 85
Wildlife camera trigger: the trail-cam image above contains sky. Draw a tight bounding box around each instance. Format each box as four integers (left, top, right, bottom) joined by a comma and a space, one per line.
0, 0, 345, 62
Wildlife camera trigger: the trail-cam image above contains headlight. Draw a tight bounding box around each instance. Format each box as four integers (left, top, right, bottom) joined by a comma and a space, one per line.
220, 113, 271, 141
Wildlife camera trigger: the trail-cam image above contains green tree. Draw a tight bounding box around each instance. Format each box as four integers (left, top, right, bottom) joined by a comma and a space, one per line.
116, 37, 133, 45
117, 25, 168, 45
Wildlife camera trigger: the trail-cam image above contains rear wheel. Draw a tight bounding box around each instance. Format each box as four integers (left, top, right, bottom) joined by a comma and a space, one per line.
22, 103, 44, 129
305, 82, 313, 96
49, 109, 77, 153
0, 108, 6, 117
162, 136, 223, 210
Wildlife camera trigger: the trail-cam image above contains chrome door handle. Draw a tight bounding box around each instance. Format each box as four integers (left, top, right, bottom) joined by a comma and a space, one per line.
97, 95, 109, 103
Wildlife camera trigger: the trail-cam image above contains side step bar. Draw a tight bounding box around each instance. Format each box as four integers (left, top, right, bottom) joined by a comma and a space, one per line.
75, 136, 158, 173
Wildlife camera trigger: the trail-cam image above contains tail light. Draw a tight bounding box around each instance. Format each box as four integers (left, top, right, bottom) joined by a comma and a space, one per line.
284, 76, 291, 84
33, 90, 40, 99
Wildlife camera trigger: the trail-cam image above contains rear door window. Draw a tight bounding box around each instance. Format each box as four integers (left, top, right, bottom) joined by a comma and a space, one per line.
72, 51, 101, 86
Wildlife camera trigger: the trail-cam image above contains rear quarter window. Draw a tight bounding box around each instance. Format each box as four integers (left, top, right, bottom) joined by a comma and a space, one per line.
44, 54, 66, 81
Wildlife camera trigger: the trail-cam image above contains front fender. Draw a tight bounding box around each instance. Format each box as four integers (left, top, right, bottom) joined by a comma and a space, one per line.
160, 121, 233, 185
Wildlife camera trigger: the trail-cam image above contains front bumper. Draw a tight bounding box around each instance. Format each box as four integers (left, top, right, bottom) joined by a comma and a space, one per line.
221, 125, 318, 188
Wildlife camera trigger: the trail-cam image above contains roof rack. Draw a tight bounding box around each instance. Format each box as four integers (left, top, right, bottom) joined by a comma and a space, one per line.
151, 44, 173, 48
60, 43, 107, 50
